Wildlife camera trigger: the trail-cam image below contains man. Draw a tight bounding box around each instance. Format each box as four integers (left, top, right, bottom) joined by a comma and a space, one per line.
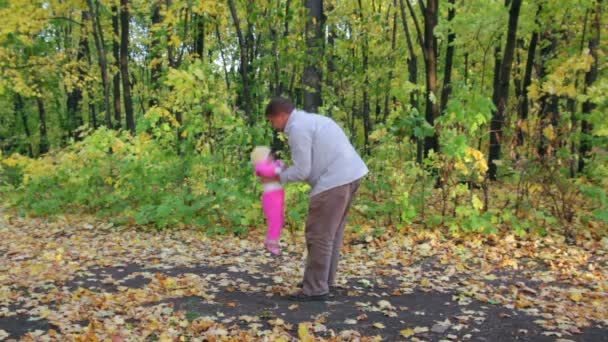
264, 97, 368, 301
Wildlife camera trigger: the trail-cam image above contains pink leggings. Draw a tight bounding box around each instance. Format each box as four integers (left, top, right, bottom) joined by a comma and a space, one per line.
262, 189, 285, 241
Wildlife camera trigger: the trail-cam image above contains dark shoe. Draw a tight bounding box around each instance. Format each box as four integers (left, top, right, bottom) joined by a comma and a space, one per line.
288, 292, 328, 302
297, 282, 342, 292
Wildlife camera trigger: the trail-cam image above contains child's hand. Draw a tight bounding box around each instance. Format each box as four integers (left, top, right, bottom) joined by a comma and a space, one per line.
261, 175, 280, 183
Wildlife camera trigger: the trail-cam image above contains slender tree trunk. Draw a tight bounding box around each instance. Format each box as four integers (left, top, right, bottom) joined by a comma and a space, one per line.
214, 22, 231, 90
488, 0, 522, 180
303, 0, 324, 113
120, 0, 135, 134
194, 14, 205, 59
66, 11, 88, 138
569, 9, 589, 177
464, 52, 469, 85
87, 0, 113, 129
517, 6, 540, 147
422, 0, 440, 157
399, 0, 421, 163
36, 97, 49, 154
228, 0, 253, 123
357, 0, 371, 154
271, 0, 281, 96
15, 94, 33, 157
383, 1, 398, 123
579, 0, 601, 172
149, 0, 162, 107
537, 31, 558, 159
90, 103, 98, 129
111, 4, 122, 129
440, 0, 456, 114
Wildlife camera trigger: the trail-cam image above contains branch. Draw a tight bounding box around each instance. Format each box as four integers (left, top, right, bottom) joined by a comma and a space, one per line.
405, 0, 424, 50
46, 17, 84, 26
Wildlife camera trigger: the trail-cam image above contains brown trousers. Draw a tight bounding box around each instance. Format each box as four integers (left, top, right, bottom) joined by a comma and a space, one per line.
302, 179, 360, 296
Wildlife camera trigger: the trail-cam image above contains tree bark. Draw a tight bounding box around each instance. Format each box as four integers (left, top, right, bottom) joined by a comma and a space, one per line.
149, 0, 162, 107
15, 94, 33, 157
194, 14, 205, 59
399, 0, 421, 163
86, 0, 113, 129
579, 0, 601, 172
517, 5, 540, 147
383, 1, 398, 124
228, 0, 253, 123
357, 0, 370, 154
112, 4, 122, 129
120, 0, 135, 134
66, 10, 89, 138
421, 0, 440, 157
36, 97, 49, 154
440, 0, 456, 114
537, 31, 558, 159
303, 0, 324, 113
488, 0, 522, 180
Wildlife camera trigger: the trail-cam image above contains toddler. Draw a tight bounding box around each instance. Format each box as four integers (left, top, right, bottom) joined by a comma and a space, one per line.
251, 146, 285, 255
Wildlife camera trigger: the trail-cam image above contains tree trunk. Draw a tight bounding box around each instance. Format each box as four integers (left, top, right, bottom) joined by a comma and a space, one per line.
488, 0, 522, 180
228, 0, 253, 123
112, 4, 122, 129
421, 0, 440, 157
357, 0, 371, 154
149, 0, 162, 107
383, 1, 398, 123
579, 0, 601, 172
303, 0, 324, 113
120, 0, 135, 134
15, 94, 33, 157
440, 0, 456, 114
517, 6, 540, 147
399, 0, 421, 163
194, 14, 205, 59
569, 9, 590, 177
214, 21, 231, 91
36, 97, 49, 154
86, 0, 113, 129
66, 10, 89, 138
537, 31, 558, 160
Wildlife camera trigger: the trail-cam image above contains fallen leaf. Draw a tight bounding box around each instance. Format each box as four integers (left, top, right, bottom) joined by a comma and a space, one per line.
373, 322, 385, 329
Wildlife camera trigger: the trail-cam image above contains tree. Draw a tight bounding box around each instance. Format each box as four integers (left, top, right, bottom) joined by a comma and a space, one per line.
120, 0, 135, 134
87, 0, 113, 129
487, 0, 522, 180
303, 0, 324, 113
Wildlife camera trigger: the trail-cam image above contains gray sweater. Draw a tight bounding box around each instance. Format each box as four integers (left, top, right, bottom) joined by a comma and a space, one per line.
279, 110, 368, 196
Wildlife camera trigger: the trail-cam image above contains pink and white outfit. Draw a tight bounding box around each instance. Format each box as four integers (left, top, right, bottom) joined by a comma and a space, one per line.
254, 158, 285, 255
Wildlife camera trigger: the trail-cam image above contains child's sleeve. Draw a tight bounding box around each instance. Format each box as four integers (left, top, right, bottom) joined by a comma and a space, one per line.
255, 160, 280, 177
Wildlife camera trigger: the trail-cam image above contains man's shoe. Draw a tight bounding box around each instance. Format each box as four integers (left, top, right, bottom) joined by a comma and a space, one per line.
297, 282, 343, 292
288, 292, 328, 302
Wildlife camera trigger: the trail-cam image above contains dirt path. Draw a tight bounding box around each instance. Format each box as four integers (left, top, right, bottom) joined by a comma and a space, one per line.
0, 212, 606, 341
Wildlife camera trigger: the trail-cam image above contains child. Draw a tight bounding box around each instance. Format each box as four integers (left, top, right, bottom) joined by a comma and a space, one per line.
251, 146, 285, 255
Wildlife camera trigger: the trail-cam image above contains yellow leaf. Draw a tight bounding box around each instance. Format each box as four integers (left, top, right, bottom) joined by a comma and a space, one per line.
542, 125, 556, 141
373, 322, 385, 329
298, 322, 314, 342
400, 328, 414, 337
472, 195, 483, 211
570, 292, 582, 302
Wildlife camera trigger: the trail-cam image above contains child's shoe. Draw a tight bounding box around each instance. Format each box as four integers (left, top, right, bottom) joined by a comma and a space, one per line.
264, 239, 281, 255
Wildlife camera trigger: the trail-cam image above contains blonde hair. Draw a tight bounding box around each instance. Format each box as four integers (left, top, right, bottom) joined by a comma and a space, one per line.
251, 146, 271, 164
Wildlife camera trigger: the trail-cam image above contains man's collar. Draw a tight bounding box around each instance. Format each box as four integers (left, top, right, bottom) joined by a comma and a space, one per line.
284, 109, 299, 134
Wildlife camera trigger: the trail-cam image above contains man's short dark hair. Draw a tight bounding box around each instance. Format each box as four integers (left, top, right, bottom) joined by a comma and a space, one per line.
265, 97, 295, 117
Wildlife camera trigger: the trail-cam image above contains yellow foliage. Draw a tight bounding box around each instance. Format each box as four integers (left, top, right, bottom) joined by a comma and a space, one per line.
298, 322, 314, 342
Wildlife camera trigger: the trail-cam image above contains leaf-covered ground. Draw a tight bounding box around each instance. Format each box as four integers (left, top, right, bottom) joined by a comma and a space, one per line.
1, 209, 607, 341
